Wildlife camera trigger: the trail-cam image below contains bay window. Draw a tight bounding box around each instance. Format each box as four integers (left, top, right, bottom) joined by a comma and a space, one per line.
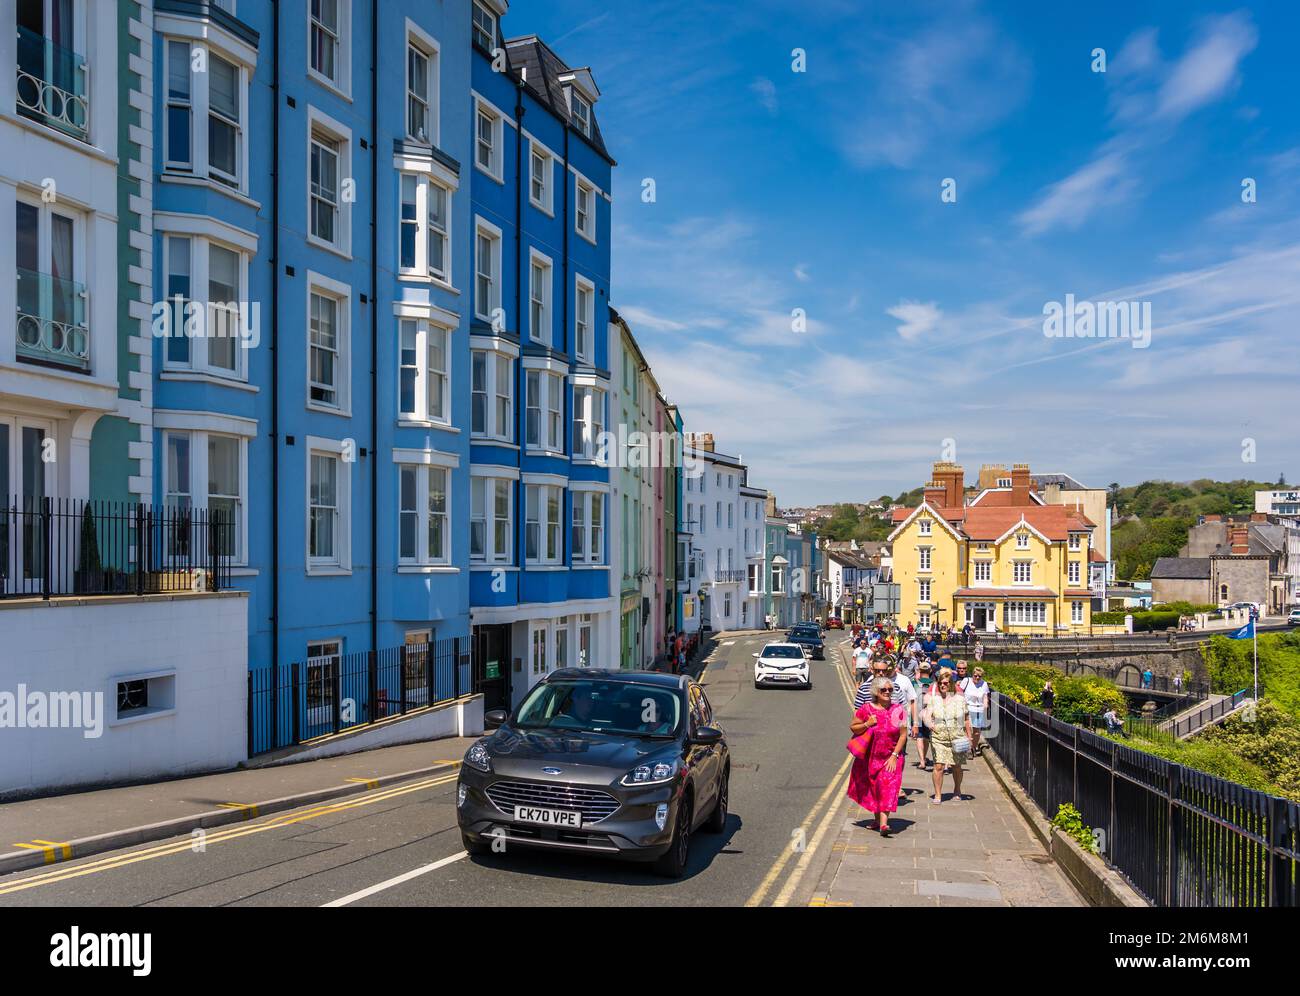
470, 476, 512, 564
399, 172, 451, 282
572, 385, 605, 459
471, 347, 514, 441
526, 484, 563, 565
398, 317, 450, 424
160, 230, 251, 380
572, 490, 605, 565
525, 369, 564, 452
398, 464, 450, 566
162, 37, 251, 192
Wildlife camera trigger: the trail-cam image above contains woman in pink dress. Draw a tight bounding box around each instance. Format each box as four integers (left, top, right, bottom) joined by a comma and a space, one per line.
846, 676, 909, 836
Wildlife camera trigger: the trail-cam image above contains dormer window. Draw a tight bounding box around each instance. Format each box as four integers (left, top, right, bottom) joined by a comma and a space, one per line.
998, 478, 1012, 488
472, 1, 497, 51
570, 91, 591, 137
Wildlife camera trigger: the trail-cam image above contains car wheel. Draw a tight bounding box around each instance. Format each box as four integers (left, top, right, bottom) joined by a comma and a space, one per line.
653, 797, 692, 878
705, 767, 729, 833
462, 831, 490, 856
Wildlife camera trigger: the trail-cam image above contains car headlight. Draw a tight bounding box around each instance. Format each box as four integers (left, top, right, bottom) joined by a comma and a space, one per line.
620, 759, 679, 786
464, 740, 491, 772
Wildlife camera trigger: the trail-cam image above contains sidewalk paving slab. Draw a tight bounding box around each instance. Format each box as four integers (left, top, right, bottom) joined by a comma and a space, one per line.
810, 745, 1086, 908
0, 736, 475, 876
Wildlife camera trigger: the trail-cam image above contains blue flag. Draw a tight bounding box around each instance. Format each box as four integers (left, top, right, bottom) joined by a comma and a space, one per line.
1228, 620, 1255, 640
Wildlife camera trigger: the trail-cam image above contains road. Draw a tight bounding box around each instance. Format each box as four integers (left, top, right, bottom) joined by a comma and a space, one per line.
0, 631, 857, 907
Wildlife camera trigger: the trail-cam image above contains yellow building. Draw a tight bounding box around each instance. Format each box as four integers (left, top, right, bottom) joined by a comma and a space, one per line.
888, 463, 1096, 633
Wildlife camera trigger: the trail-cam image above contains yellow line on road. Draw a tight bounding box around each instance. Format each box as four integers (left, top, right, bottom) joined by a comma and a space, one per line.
344, 778, 380, 789
0, 770, 460, 897
218, 803, 260, 818
744, 753, 852, 908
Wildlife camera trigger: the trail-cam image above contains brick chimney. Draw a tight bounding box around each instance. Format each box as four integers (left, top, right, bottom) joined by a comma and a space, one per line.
1204, 514, 1222, 523
1010, 463, 1034, 505
1251, 513, 1269, 523
932, 462, 966, 508
923, 480, 946, 508
1229, 526, 1249, 556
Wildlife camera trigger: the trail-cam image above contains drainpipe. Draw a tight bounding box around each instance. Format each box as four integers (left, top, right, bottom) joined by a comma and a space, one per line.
514, 78, 524, 571
270, 0, 281, 680
369, 0, 378, 654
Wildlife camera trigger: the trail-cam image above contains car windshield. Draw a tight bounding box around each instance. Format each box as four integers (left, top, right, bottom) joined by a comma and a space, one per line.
762, 645, 804, 659
514, 679, 681, 737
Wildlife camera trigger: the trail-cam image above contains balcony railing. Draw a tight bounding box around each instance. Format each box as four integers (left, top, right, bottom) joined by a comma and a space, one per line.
15, 26, 89, 140
16, 268, 89, 370
714, 569, 745, 583
1, 495, 231, 600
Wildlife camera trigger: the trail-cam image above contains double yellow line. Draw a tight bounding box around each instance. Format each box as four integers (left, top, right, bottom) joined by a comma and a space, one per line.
0, 767, 460, 897
746, 640, 857, 907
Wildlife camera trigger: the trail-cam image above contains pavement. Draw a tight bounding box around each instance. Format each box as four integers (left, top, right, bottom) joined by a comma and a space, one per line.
807, 639, 1085, 908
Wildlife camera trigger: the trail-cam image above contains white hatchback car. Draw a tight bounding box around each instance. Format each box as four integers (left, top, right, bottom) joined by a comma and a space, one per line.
753, 642, 811, 689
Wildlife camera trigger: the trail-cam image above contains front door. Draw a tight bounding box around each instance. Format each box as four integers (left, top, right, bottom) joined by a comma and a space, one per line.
473, 624, 511, 714
0, 419, 54, 595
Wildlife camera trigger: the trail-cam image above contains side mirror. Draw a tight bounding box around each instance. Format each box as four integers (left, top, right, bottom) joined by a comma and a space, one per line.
484, 709, 508, 730
693, 725, 723, 746
752, 652, 760, 658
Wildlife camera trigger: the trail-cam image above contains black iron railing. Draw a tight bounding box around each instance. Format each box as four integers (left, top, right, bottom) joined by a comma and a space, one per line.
0, 495, 231, 600
248, 637, 470, 756
990, 694, 1298, 906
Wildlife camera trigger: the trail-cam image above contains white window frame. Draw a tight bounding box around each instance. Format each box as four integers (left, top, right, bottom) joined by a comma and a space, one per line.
919, 518, 932, 536
574, 274, 595, 363
1071, 600, 1084, 624
471, 0, 497, 51
397, 316, 452, 426
525, 483, 564, 566
160, 428, 249, 567
1016, 531, 1030, 550
307, 108, 352, 257
398, 463, 451, 566
306, 271, 351, 415
575, 177, 596, 243
306, 437, 352, 574
1007, 601, 1047, 626
474, 216, 503, 323
571, 488, 606, 566
474, 99, 503, 182
528, 247, 553, 345
1068, 533, 1082, 552
570, 90, 591, 138
308, 0, 352, 98
159, 229, 253, 382
525, 366, 565, 454
529, 139, 554, 215
470, 473, 514, 565
973, 560, 992, 583
398, 169, 454, 285
471, 346, 515, 442
1013, 561, 1033, 585
919, 579, 931, 603
404, 21, 440, 146
918, 546, 932, 572
1068, 560, 1081, 585
160, 35, 253, 195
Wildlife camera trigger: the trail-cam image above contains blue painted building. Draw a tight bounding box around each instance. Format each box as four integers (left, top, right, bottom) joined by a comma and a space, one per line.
147, 0, 475, 691
466, 4, 618, 709
141, 1, 617, 717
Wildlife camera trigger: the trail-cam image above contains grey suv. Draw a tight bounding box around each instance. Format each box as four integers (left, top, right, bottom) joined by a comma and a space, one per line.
457, 669, 729, 877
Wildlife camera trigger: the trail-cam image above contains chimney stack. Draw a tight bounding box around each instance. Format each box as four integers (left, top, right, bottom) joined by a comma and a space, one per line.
931, 461, 965, 508
923, 480, 946, 508
1229, 526, 1249, 556
1010, 463, 1033, 505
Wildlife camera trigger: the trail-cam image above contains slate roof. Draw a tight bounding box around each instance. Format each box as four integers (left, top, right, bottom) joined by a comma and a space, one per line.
1032, 473, 1089, 491
1151, 557, 1212, 580
505, 35, 615, 163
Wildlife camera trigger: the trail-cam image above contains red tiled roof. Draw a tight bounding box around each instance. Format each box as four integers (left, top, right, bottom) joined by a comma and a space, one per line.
1063, 589, 1094, 597
1089, 548, 1107, 562
893, 501, 1095, 540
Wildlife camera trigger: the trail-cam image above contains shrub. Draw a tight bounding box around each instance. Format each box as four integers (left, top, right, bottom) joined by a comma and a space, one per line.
1052, 803, 1100, 854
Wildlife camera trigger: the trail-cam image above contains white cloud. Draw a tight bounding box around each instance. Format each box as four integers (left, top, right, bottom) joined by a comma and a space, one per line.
887, 300, 942, 340
1156, 13, 1257, 121
794, 263, 811, 283
750, 76, 778, 114
1016, 151, 1132, 236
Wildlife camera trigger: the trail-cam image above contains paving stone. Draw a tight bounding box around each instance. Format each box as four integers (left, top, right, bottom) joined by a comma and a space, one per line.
918, 879, 1004, 901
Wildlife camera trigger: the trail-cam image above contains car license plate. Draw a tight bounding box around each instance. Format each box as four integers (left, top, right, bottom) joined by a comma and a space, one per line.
513, 805, 583, 828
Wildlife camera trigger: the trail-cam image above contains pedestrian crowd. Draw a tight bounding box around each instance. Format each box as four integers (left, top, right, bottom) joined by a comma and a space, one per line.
843, 621, 992, 836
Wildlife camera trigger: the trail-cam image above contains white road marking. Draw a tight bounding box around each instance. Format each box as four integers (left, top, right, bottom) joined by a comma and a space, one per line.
321, 851, 468, 907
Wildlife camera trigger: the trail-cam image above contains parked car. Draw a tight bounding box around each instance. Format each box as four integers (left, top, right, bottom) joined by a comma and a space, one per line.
457, 669, 729, 878
1288, 607, 1300, 626
785, 627, 825, 660
826, 616, 844, 629
752, 642, 812, 689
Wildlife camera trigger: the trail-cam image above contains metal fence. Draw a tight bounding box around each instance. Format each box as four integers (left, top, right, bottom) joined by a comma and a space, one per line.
1, 495, 231, 600
991, 694, 1299, 906
248, 637, 470, 755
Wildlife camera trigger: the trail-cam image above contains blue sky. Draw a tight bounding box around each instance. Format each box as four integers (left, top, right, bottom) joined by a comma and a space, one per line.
511, 0, 1300, 505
